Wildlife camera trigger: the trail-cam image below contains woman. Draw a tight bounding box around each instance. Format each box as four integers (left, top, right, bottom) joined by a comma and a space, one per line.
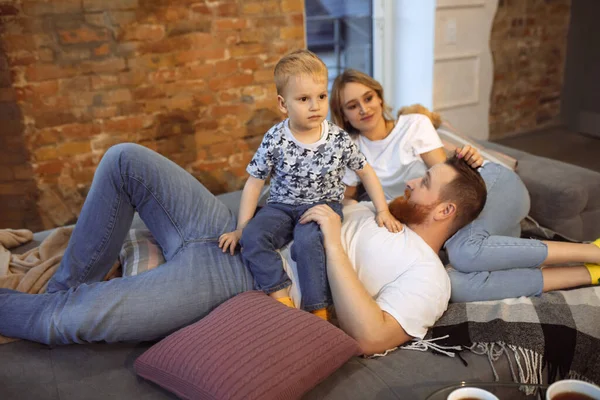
330, 69, 600, 302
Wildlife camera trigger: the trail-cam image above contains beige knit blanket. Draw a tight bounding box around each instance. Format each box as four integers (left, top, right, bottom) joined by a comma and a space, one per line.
0, 228, 121, 344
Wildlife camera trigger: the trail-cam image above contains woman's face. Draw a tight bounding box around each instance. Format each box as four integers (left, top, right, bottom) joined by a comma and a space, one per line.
339, 81, 384, 134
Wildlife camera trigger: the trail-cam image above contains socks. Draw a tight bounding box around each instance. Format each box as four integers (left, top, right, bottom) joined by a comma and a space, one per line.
274, 297, 329, 321
584, 238, 600, 285
311, 308, 329, 321
275, 296, 295, 308
586, 264, 600, 285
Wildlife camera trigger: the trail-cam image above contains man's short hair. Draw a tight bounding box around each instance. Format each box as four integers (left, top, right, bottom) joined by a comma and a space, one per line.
273, 49, 328, 96
441, 156, 487, 235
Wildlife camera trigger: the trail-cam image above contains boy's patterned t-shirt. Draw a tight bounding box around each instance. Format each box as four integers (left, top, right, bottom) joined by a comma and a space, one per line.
247, 119, 366, 205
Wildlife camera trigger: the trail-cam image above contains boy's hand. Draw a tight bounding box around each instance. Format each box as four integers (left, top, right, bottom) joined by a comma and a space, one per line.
376, 210, 403, 233
218, 229, 243, 255
456, 145, 484, 168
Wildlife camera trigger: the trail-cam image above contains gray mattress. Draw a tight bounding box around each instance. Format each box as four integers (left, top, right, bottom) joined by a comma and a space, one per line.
1, 339, 525, 400
0, 193, 536, 400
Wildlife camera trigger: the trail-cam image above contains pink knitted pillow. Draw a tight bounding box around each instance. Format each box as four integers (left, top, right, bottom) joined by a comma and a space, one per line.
134, 291, 362, 400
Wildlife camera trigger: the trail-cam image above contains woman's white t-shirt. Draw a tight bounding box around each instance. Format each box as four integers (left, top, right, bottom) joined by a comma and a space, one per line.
279, 202, 450, 339
343, 113, 444, 200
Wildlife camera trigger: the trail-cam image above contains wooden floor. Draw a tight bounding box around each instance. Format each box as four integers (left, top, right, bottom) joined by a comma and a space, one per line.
494, 126, 600, 173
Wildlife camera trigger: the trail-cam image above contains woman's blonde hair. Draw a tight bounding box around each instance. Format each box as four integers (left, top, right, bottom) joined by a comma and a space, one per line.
274, 49, 328, 96
330, 69, 394, 135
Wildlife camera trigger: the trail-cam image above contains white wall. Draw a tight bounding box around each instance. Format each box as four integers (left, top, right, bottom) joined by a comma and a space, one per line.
433, 0, 498, 140
373, 0, 498, 140
373, 0, 436, 111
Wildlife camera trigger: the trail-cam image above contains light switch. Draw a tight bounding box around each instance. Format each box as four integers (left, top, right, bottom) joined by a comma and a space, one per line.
445, 18, 457, 44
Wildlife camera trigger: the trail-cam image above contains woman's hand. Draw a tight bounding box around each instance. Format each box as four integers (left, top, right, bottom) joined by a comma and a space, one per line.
218, 229, 243, 255
456, 145, 484, 169
299, 205, 343, 248
376, 209, 403, 233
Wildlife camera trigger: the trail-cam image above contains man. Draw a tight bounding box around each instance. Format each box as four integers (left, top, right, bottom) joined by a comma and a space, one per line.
296, 156, 486, 353
0, 144, 485, 354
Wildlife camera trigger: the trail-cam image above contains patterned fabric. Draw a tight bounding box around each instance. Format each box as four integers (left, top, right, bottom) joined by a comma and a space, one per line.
119, 229, 165, 277
414, 287, 600, 387
247, 119, 366, 205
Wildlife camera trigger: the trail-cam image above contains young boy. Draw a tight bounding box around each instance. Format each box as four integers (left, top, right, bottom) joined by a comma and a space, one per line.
219, 49, 400, 319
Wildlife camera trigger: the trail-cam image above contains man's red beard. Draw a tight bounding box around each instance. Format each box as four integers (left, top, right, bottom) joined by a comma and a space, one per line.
388, 189, 437, 226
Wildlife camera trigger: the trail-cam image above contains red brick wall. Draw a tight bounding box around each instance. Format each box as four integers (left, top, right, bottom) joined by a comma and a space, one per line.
489, 0, 571, 139
0, 0, 305, 230
0, 43, 43, 230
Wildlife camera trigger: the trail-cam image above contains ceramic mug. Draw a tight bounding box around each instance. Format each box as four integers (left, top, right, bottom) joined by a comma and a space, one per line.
447, 387, 500, 400
546, 379, 600, 400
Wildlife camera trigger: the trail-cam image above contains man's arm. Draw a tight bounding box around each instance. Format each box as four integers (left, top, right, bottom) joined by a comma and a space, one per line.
299, 205, 411, 354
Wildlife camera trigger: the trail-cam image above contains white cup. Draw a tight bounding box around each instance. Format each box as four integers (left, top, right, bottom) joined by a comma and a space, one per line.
447, 387, 500, 400
546, 379, 600, 400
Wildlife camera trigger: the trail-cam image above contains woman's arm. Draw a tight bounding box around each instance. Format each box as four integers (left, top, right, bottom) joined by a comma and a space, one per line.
420, 146, 483, 169
420, 147, 447, 168
299, 205, 411, 354
218, 176, 265, 254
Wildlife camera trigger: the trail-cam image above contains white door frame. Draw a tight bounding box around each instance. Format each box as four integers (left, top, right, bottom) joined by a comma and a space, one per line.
373, 0, 436, 113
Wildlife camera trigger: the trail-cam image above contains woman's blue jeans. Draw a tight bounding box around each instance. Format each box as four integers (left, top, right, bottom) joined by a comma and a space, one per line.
0, 143, 254, 345
445, 162, 548, 302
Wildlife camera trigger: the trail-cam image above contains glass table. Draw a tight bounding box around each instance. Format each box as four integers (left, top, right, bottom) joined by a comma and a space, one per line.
426, 381, 549, 400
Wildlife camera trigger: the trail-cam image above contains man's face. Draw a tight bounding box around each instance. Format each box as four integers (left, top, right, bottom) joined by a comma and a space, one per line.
278, 74, 329, 134
389, 163, 457, 226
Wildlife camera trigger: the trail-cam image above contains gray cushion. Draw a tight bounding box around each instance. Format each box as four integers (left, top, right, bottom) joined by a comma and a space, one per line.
483, 141, 600, 241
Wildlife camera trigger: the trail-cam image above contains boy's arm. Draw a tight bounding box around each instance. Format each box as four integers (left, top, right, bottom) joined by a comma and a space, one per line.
355, 164, 402, 233
218, 176, 265, 254
236, 176, 265, 229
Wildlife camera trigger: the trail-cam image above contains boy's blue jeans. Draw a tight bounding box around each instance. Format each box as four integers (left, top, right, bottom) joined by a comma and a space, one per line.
240, 202, 343, 311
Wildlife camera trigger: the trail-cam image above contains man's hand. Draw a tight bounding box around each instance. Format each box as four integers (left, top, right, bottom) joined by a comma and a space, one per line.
376, 209, 402, 233
299, 204, 342, 248
218, 229, 242, 255
456, 145, 484, 168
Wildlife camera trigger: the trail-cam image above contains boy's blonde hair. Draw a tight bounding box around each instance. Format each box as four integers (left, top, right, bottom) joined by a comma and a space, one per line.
274, 49, 328, 96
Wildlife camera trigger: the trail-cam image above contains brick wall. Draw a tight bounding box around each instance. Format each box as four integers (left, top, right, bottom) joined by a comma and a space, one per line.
0, 43, 43, 230
0, 0, 305, 230
489, 0, 571, 139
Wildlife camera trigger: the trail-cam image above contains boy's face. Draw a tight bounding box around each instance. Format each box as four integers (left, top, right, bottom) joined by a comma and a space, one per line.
277, 74, 329, 134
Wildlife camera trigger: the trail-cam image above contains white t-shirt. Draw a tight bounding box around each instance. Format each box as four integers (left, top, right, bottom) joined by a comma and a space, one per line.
343, 114, 444, 200
279, 202, 450, 339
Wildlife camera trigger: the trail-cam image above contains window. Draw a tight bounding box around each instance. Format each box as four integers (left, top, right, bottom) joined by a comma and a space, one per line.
305, 0, 374, 90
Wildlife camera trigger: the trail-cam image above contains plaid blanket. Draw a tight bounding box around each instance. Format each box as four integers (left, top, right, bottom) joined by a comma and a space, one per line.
404, 286, 600, 388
